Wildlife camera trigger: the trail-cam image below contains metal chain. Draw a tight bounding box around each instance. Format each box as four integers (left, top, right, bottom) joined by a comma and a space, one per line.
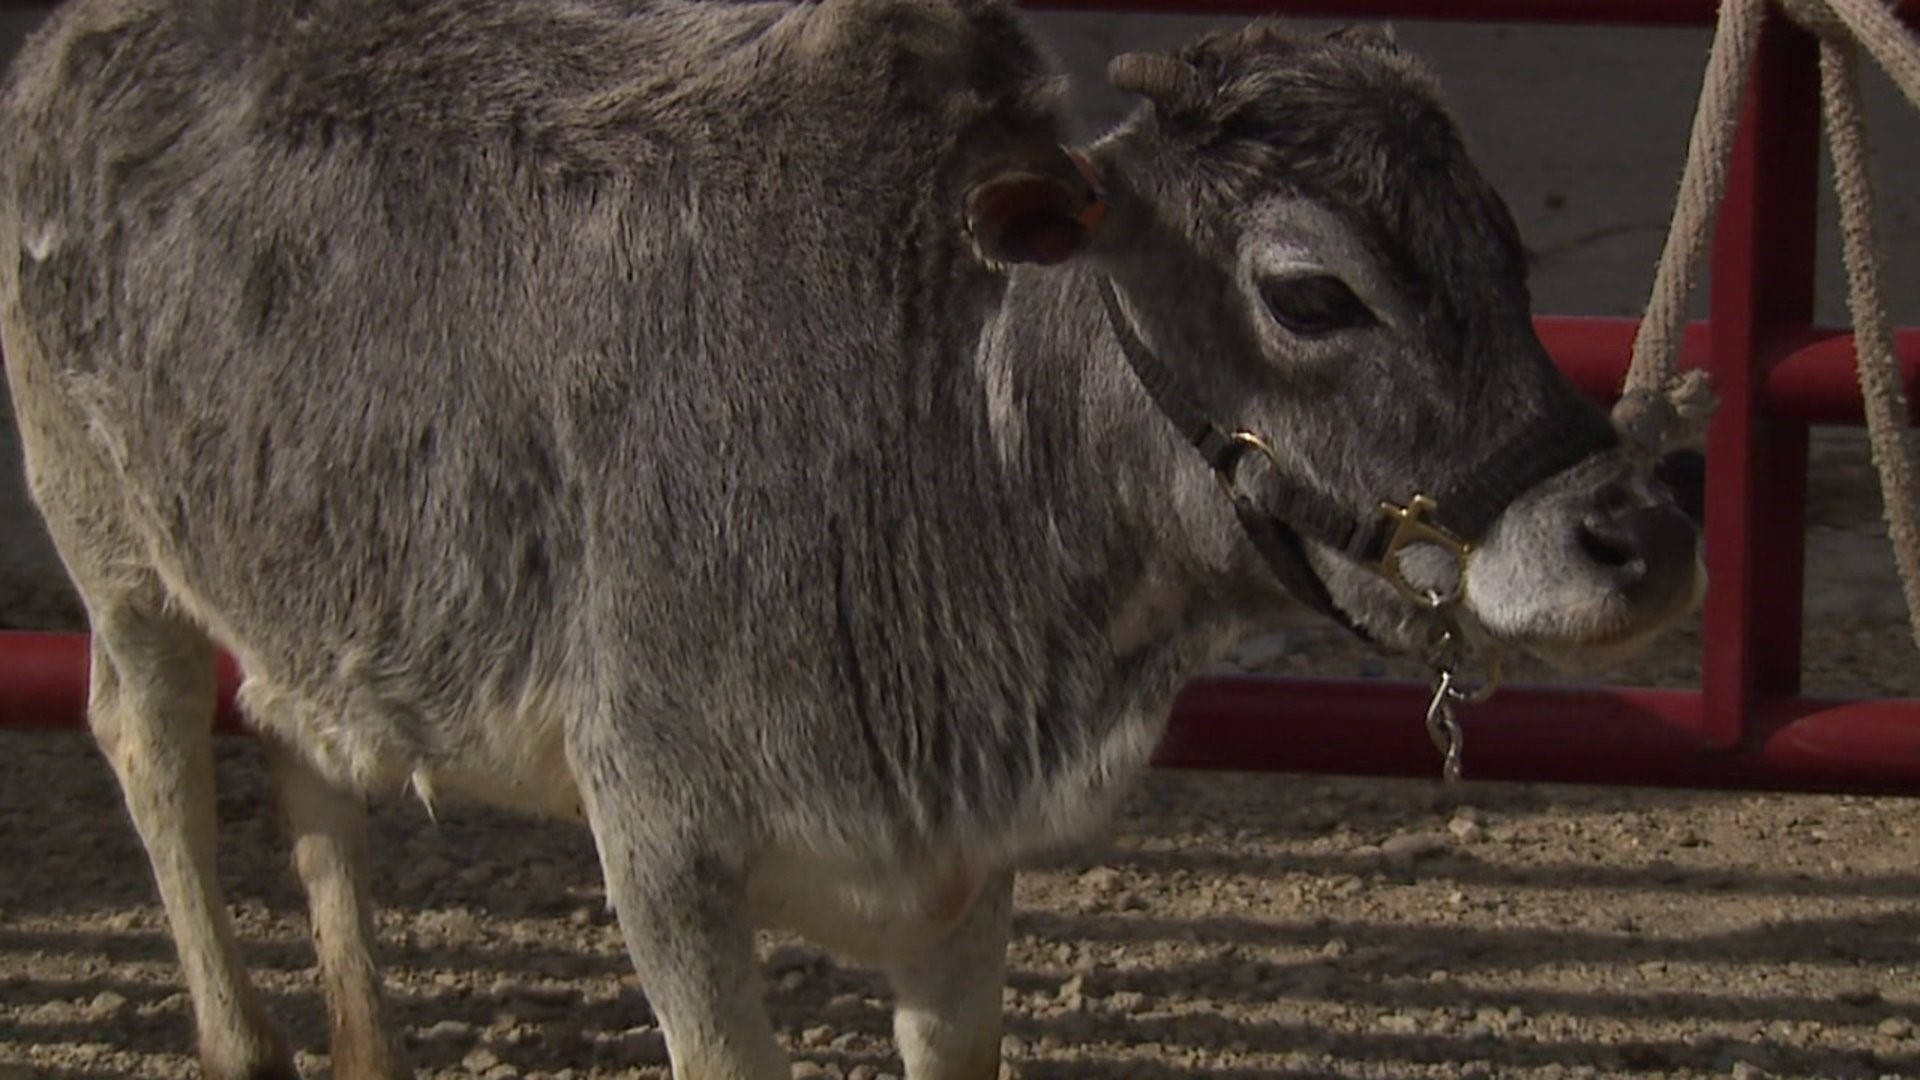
1425, 668, 1466, 784
1419, 591, 1499, 784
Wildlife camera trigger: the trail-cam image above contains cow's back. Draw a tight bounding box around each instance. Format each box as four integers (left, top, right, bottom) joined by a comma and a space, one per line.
0, 0, 1067, 795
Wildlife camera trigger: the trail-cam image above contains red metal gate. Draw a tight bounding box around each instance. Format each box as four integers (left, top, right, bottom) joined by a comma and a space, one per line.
2, 0, 1918, 795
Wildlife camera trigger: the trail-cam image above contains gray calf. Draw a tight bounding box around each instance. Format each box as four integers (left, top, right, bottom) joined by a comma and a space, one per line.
0, 1, 1700, 1077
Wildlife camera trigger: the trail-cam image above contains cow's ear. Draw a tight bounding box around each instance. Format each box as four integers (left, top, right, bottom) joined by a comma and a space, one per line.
962, 146, 1109, 266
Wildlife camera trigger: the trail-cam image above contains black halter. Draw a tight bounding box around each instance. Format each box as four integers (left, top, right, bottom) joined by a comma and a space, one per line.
1094, 277, 1620, 643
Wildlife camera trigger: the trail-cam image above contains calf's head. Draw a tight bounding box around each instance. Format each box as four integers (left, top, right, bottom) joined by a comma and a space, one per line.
966, 22, 1702, 669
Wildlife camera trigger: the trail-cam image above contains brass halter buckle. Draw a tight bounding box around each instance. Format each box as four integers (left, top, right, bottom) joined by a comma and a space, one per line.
1376, 494, 1476, 608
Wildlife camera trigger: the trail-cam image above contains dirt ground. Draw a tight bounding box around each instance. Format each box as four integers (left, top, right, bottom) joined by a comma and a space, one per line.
2, 425, 1917, 1080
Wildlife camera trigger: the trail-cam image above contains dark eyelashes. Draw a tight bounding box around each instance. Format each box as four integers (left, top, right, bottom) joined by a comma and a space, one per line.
1258, 273, 1376, 336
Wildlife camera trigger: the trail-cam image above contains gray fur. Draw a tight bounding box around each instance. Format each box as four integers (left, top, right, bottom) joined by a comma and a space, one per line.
0, 3, 1699, 1078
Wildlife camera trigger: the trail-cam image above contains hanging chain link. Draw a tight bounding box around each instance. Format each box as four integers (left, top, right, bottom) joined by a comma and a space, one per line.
1417, 590, 1501, 784
1425, 669, 1466, 784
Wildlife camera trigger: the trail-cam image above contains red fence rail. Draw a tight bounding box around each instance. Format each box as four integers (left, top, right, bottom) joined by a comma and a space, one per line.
3, 0, 1919, 796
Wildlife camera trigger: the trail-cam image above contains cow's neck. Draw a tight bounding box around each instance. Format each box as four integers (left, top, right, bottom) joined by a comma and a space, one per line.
973, 263, 1267, 676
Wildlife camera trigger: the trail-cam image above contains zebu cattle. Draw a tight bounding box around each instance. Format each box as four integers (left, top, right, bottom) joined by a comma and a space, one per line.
0, 1, 1701, 1076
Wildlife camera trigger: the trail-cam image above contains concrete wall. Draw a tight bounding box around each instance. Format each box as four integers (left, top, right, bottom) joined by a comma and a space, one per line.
1, 3, 1915, 629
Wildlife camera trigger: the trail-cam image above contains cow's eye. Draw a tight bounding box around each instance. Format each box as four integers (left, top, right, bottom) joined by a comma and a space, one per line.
1259, 274, 1375, 336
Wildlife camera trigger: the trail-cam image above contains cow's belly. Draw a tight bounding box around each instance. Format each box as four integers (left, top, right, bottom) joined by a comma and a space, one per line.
232, 661, 587, 822
241, 639, 1167, 957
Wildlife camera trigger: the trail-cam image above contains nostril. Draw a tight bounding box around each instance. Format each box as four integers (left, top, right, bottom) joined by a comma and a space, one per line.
1576, 518, 1639, 570
1591, 479, 1638, 520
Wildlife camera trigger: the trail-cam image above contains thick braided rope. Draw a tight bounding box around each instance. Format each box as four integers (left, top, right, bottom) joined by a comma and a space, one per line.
1614, 0, 1762, 456
1813, 32, 1920, 652
1799, 0, 1920, 106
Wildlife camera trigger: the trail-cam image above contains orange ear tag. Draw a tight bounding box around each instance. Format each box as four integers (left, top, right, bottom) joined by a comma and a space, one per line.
1066, 149, 1111, 232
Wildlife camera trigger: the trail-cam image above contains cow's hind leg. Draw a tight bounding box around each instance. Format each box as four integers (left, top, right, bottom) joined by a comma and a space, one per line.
570, 726, 788, 1080
12, 329, 294, 1075
85, 596, 296, 1079
885, 871, 1013, 1080
263, 739, 408, 1079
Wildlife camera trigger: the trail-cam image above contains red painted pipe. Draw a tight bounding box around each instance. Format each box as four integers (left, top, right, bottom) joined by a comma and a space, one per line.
11, 628, 1919, 796
1538, 317, 1920, 426
1760, 327, 1920, 425
1695, 17, 1819, 747
0, 630, 249, 735
1155, 676, 1920, 797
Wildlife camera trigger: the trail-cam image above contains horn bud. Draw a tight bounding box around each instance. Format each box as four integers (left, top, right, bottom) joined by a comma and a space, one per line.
1106, 52, 1207, 114
1324, 22, 1399, 52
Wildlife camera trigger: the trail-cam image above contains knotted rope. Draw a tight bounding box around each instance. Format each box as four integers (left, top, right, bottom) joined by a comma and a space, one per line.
1622, 0, 1920, 654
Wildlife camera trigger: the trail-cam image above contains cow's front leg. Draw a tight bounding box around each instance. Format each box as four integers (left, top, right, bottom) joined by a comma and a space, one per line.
885, 870, 1014, 1080
571, 724, 787, 1080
